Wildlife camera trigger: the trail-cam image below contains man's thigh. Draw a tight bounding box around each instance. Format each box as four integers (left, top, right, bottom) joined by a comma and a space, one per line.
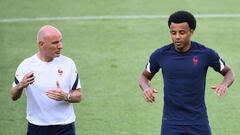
161, 123, 186, 135
27, 122, 76, 135
161, 123, 212, 135
187, 124, 212, 135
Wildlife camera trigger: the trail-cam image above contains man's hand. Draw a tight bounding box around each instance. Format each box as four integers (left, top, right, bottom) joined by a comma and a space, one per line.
19, 72, 35, 89
46, 81, 68, 101
11, 72, 35, 101
143, 88, 158, 103
211, 84, 228, 97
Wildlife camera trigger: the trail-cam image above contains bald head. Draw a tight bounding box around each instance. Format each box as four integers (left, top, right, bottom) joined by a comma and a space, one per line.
37, 25, 63, 62
37, 25, 62, 43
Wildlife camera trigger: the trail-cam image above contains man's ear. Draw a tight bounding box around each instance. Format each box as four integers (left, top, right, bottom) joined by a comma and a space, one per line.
38, 41, 44, 48
190, 29, 194, 35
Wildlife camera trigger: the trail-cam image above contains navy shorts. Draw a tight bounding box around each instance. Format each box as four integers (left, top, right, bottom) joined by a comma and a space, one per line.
27, 122, 76, 135
161, 122, 212, 135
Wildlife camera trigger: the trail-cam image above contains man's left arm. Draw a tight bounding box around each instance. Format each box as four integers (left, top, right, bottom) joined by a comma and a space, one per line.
46, 81, 82, 103
211, 65, 235, 96
67, 88, 82, 103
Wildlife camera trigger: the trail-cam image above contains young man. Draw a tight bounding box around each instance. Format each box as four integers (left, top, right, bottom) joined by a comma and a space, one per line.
139, 10, 235, 135
11, 25, 82, 135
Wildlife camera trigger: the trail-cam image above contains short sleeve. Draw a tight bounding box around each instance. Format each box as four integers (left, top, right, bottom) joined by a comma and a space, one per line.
207, 48, 225, 72
12, 60, 29, 87
145, 49, 161, 74
70, 60, 81, 90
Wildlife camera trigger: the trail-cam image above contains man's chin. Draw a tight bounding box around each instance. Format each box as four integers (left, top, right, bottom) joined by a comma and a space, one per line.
174, 44, 183, 49
55, 54, 61, 57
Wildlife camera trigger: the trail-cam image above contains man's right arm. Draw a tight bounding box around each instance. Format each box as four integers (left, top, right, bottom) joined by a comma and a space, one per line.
11, 72, 34, 101
11, 83, 25, 101
139, 69, 158, 103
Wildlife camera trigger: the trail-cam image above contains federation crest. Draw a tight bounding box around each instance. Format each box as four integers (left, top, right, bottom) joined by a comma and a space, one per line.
193, 56, 198, 65
58, 67, 63, 76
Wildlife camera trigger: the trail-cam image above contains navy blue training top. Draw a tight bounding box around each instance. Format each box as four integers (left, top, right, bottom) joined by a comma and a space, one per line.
146, 41, 225, 125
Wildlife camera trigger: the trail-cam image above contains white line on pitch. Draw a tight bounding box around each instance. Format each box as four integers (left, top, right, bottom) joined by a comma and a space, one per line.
1, 14, 240, 23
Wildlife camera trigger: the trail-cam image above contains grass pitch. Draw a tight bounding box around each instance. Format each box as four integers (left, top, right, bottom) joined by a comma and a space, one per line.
0, 0, 240, 134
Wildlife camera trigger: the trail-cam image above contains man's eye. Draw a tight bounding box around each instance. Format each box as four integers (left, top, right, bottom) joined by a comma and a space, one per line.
180, 31, 185, 34
52, 41, 59, 44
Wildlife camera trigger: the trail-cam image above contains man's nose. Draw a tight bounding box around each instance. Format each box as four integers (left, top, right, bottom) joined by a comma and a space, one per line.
175, 33, 180, 39
57, 42, 63, 49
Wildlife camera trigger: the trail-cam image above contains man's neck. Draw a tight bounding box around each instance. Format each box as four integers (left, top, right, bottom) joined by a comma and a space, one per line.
37, 52, 53, 62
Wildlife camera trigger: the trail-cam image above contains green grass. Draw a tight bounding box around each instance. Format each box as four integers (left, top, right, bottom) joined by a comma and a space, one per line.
0, 0, 240, 135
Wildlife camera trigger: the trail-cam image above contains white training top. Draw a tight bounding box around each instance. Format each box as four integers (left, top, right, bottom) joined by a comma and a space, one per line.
13, 54, 81, 126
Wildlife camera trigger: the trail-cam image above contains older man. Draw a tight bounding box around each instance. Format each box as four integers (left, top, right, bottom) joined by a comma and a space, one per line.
11, 25, 82, 135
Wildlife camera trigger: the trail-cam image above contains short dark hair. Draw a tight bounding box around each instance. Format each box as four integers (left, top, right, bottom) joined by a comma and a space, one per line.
168, 10, 196, 30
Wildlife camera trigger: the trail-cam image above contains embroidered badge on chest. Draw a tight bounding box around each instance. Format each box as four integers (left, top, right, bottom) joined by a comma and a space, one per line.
58, 67, 63, 76
193, 56, 199, 65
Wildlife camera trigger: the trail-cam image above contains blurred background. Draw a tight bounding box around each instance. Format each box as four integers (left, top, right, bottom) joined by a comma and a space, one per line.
0, 0, 239, 134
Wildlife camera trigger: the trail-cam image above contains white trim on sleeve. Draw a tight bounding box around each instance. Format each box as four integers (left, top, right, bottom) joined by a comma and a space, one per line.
219, 58, 225, 71
146, 62, 151, 73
